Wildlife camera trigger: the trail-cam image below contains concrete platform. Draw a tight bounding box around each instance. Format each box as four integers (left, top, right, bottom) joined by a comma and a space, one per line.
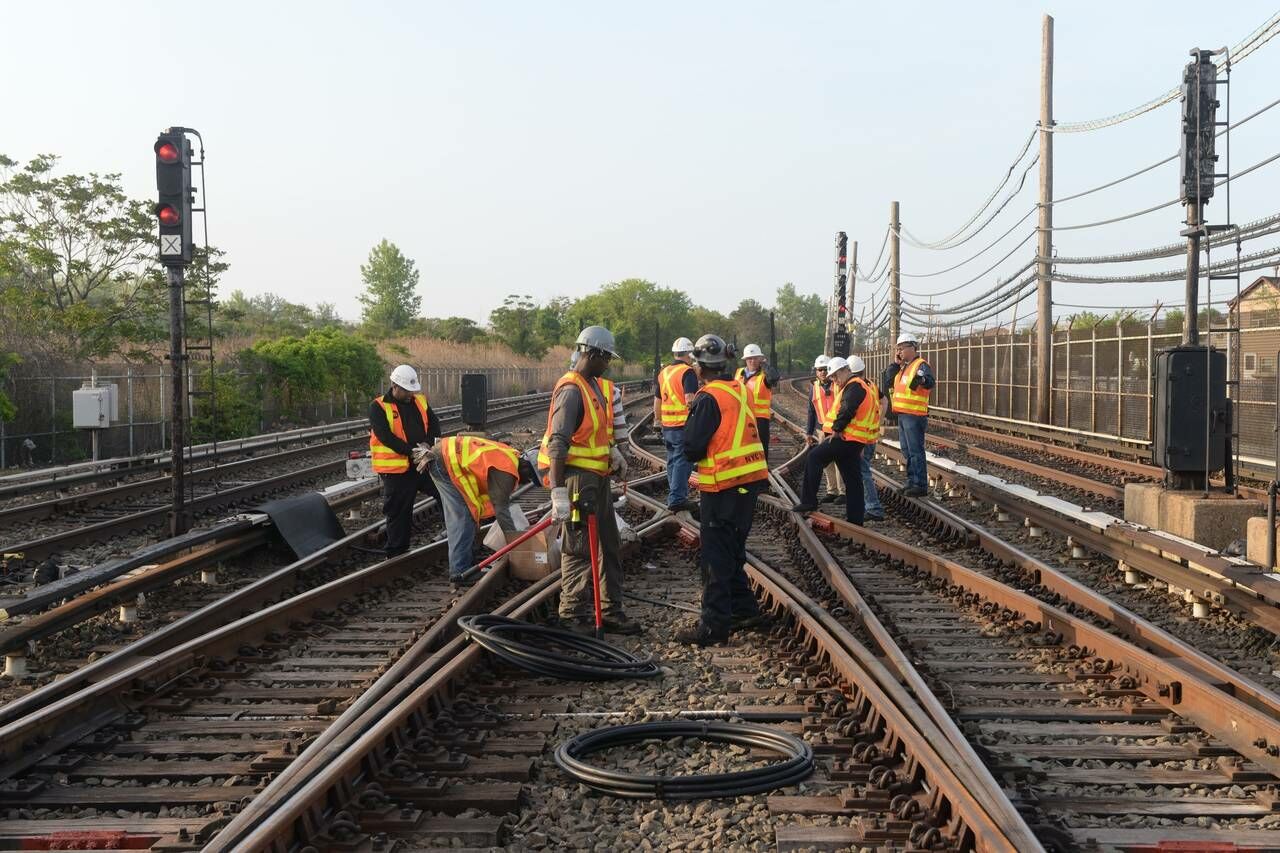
1124, 483, 1262, 553
1247, 515, 1280, 567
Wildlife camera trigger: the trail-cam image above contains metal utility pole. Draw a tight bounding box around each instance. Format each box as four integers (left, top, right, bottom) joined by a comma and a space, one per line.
889, 202, 901, 346
833, 232, 850, 357
848, 240, 858, 353
1035, 13, 1055, 424
166, 265, 188, 534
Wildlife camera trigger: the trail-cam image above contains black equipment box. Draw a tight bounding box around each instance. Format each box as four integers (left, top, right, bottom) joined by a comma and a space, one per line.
1152, 346, 1226, 474
461, 374, 488, 427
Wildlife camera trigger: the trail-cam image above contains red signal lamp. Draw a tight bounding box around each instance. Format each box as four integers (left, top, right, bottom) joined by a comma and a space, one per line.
156, 204, 180, 226
155, 141, 180, 163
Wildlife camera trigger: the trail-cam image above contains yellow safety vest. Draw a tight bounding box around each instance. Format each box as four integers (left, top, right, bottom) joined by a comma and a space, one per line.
694, 380, 769, 492
735, 368, 772, 418
537, 372, 614, 479
658, 363, 694, 427
369, 393, 430, 474
891, 357, 930, 416
439, 435, 520, 523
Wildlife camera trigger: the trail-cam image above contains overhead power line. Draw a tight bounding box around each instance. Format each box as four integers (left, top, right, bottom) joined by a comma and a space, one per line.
899, 155, 1039, 251
1054, 243, 1280, 284
1052, 211, 1280, 264
1049, 11, 1280, 133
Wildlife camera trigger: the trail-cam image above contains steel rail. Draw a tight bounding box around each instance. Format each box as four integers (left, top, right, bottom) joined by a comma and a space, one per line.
622, 440, 1034, 851
863, 469, 1280, 723
810, 510, 1280, 778
626, 410, 1040, 851
924, 432, 1126, 502
875, 439, 1280, 636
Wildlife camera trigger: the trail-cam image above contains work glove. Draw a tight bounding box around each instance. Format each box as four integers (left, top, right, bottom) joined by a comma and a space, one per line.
609, 445, 628, 479
908, 375, 921, 391
551, 487, 572, 522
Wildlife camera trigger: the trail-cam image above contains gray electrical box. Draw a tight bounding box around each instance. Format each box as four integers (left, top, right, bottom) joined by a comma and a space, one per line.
71, 384, 119, 429
1153, 346, 1226, 475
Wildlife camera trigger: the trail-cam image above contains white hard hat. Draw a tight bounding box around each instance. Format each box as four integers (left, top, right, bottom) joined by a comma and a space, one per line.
576, 325, 620, 358
813, 355, 830, 369
896, 333, 918, 346
826, 356, 849, 373
848, 355, 866, 374
742, 343, 764, 359
671, 337, 694, 354
389, 364, 420, 392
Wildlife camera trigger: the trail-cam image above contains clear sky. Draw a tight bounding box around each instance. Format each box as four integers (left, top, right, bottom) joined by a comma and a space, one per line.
4, 1, 1278, 332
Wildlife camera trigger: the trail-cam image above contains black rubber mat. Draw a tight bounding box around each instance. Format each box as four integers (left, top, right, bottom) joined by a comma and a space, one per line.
257, 492, 346, 558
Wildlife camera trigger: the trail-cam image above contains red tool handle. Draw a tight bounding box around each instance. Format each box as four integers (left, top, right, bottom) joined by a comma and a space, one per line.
587, 513, 604, 638
470, 514, 556, 574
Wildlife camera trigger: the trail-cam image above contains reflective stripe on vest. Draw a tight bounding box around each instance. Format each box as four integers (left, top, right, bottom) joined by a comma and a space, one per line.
811, 380, 835, 433
891, 357, 930, 415
844, 377, 880, 443
658, 363, 693, 427
369, 393, 430, 474
536, 372, 614, 480
440, 435, 519, 523
735, 368, 772, 418
694, 380, 769, 492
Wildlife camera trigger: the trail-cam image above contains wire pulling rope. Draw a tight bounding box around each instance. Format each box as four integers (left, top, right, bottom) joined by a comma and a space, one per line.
457, 614, 661, 680
553, 720, 814, 799
1049, 12, 1280, 133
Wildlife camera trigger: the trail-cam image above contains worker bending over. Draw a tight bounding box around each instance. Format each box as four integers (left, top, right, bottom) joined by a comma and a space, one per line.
538, 326, 641, 636
654, 337, 700, 513
422, 435, 538, 583
885, 334, 935, 497
792, 356, 877, 524
735, 344, 779, 462
676, 334, 770, 646
805, 354, 844, 503
369, 364, 441, 557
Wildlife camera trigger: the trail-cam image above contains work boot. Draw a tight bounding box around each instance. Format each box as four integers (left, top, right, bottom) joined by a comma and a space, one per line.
730, 611, 773, 632
450, 572, 477, 588
558, 618, 598, 637
790, 501, 818, 513
675, 621, 729, 646
902, 486, 927, 498
822, 492, 843, 503
602, 613, 643, 635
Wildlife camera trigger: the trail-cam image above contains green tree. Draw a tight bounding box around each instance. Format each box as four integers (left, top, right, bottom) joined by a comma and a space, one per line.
728, 298, 771, 352
0, 153, 166, 361
0, 351, 18, 421
358, 239, 421, 333
772, 282, 826, 364
489, 295, 546, 357
245, 327, 383, 424
569, 279, 694, 363
415, 315, 487, 343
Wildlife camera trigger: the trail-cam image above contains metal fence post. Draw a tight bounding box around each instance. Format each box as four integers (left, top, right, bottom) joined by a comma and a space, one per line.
1064, 320, 1073, 430
1090, 322, 1099, 433
127, 366, 135, 456
1116, 319, 1125, 439
49, 378, 57, 464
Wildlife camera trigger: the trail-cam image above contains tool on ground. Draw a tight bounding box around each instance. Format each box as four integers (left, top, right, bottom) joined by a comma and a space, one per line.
462, 514, 556, 579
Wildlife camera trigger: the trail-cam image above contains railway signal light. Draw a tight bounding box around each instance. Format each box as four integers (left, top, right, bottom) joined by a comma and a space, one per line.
154, 129, 193, 265
1179, 49, 1218, 205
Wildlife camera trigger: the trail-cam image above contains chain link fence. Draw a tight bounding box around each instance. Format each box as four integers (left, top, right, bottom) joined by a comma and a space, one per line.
866, 313, 1275, 464
1, 363, 644, 468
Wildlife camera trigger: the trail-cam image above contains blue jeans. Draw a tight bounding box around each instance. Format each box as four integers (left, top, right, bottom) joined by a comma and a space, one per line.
861, 442, 883, 515
897, 414, 928, 491
429, 459, 477, 577
663, 427, 692, 507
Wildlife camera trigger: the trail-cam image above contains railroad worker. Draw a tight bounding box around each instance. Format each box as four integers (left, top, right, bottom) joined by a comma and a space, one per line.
653, 337, 700, 513
735, 343, 779, 462
805, 354, 844, 504
791, 356, 873, 524
676, 333, 770, 646
855, 354, 886, 521
421, 435, 539, 583
538, 326, 641, 636
369, 364, 442, 557
886, 333, 935, 497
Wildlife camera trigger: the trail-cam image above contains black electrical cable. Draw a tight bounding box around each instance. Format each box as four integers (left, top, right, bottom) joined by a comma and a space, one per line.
457, 614, 661, 680
554, 720, 814, 799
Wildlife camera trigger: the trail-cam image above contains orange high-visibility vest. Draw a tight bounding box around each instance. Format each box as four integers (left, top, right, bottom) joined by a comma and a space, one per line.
537, 371, 614, 481
735, 368, 772, 418
811, 379, 836, 434
694, 380, 769, 492
891, 357, 930, 416
657, 363, 694, 427
844, 377, 880, 443
369, 393, 431, 474
438, 435, 520, 523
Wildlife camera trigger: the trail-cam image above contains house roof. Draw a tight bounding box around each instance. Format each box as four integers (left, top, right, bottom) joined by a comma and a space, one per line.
1229, 276, 1280, 309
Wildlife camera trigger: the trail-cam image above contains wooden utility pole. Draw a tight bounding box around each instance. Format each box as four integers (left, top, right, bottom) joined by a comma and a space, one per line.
889, 201, 901, 346
1035, 14, 1054, 424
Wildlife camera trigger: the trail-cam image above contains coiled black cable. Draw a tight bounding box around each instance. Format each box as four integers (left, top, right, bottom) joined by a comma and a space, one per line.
554, 720, 814, 799
457, 614, 661, 680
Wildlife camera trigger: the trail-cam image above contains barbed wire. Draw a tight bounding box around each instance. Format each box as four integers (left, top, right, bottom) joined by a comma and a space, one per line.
1048, 11, 1280, 133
